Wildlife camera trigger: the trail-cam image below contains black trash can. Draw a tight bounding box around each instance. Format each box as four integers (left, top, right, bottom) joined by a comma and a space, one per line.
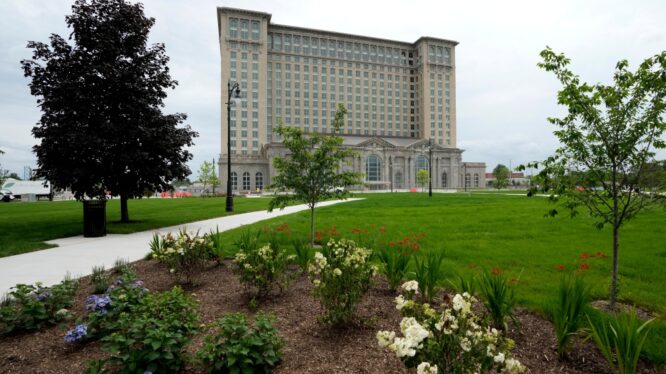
83, 199, 107, 237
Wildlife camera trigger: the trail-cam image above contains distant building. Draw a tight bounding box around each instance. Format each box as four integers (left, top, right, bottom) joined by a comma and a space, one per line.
485, 172, 530, 188
217, 7, 485, 191
0, 178, 51, 200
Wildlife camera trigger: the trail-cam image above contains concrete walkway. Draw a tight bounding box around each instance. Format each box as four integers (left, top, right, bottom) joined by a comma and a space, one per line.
0, 198, 361, 296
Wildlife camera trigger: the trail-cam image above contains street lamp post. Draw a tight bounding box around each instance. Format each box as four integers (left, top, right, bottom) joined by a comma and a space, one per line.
464, 163, 468, 192
428, 138, 433, 197
389, 156, 393, 193
226, 80, 241, 212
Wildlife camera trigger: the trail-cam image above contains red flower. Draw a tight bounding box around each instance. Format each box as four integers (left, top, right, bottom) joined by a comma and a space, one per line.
379, 226, 386, 234
411, 243, 419, 250
596, 252, 607, 258
389, 241, 395, 247
555, 264, 566, 272
352, 227, 360, 234
510, 277, 517, 284
491, 267, 502, 275
578, 263, 590, 272
580, 252, 591, 259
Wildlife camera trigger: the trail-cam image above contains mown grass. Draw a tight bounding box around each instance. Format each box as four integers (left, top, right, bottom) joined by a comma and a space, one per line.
0, 197, 272, 257
213, 192, 666, 365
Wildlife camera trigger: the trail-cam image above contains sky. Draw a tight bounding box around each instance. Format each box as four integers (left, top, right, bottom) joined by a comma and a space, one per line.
1, 0, 665, 178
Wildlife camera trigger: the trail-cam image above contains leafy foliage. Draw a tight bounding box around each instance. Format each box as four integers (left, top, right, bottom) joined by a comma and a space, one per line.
412, 251, 445, 303
269, 104, 362, 245
91, 265, 111, 295
376, 242, 413, 291
0, 277, 78, 335
233, 243, 295, 301
523, 48, 666, 308
21, 0, 197, 222
416, 169, 430, 191
150, 229, 213, 284
101, 287, 198, 373
196, 312, 283, 373
198, 160, 220, 196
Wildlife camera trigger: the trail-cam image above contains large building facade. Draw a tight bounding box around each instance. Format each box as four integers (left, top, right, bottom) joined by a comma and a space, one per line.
217, 7, 485, 191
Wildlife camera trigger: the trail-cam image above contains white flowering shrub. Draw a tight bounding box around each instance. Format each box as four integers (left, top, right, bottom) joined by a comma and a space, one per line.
308, 238, 375, 325
234, 244, 295, 300
377, 281, 525, 374
151, 229, 213, 284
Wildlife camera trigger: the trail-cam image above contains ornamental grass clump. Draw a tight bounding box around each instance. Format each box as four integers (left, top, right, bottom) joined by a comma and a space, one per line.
587, 309, 654, 374
0, 276, 78, 335
308, 238, 375, 326
478, 268, 518, 331
376, 238, 417, 291
552, 273, 589, 359
233, 242, 295, 301
377, 281, 525, 374
90, 265, 110, 294
150, 229, 213, 284
196, 312, 283, 373
412, 251, 445, 303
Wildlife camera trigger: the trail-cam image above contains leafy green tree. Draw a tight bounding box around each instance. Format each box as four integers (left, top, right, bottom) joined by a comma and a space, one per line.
416, 169, 430, 192
269, 104, 362, 246
524, 47, 666, 309
197, 161, 219, 196
21, 0, 197, 222
493, 164, 510, 190
0, 149, 7, 187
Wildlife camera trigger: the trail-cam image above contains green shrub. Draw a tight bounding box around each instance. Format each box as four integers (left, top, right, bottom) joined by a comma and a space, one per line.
449, 273, 476, 296
552, 273, 589, 359
101, 287, 198, 373
376, 241, 412, 291
233, 243, 295, 301
234, 229, 261, 253
208, 226, 228, 265
0, 276, 78, 335
151, 229, 213, 284
378, 281, 525, 373
308, 238, 375, 325
91, 265, 111, 294
478, 269, 518, 331
112, 258, 132, 275
587, 309, 654, 374
196, 312, 283, 373
412, 251, 445, 302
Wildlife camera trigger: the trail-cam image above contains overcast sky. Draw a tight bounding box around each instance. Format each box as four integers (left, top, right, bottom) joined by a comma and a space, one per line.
1, 0, 665, 178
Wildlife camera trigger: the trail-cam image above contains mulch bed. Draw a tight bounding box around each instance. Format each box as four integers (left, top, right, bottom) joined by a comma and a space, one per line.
0, 259, 661, 373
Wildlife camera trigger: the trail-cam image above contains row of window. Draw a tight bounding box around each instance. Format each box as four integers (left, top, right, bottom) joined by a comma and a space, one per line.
228, 18, 260, 41
230, 171, 264, 191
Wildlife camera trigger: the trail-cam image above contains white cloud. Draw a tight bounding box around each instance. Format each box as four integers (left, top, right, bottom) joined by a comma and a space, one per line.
0, 0, 664, 176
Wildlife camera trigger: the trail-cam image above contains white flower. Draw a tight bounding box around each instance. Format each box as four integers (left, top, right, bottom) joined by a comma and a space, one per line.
389, 337, 416, 357
400, 317, 429, 346
460, 337, 471, 352
313, 279, 321, 286
395, 295, 407, 310
494, 352, 505, 364
503, 358, 525, 373
376, 330, 395, 348
333, 268, 342, 276
401, 280, 419, 292
417, 362, 438, 374
314, 252, 327, 268
452, 293, 471, 315
486, 344, 496, 357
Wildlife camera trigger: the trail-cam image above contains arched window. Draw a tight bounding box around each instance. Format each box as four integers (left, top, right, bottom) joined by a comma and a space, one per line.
394, 171, 403, 189
231, 172, 238, 190
465, 173, 471, 188
474, 173, 479, 187
415, 155, 429, 174
242, 172, 250, 190
255, 172, 263, 191
366, 155, 381, 181
442, 172, 447, 188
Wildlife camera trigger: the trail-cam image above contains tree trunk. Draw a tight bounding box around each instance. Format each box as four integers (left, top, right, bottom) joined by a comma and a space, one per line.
120, 194, 130, 223
609, 224, 620, 310
310, 205, 316, 247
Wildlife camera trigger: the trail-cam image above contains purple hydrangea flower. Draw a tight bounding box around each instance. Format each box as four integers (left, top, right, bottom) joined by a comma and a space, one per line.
34, 291, 51, 301
85, 294, 112, 314
64, 324, 88, 343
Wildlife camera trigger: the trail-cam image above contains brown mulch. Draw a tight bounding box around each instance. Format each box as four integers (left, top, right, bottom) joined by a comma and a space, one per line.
0, 260, 662, 373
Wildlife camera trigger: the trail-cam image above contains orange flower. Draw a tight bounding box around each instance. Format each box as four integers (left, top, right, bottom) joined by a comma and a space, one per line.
379, 226, 386, 234
555, 264, 566, 272
595, 251, 607, 258
351, 227, 360, 234
389, 241, 395, 247
411, 243, 419, 250
491, 267, 502, 275
580, 252, 591, 259
510, 277, 517, 284
578, 263, 590, 272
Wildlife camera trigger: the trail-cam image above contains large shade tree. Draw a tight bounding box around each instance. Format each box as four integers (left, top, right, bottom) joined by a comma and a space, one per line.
524, 47, 666, 309
269, 104, 362, 246
21, 0, 197, 222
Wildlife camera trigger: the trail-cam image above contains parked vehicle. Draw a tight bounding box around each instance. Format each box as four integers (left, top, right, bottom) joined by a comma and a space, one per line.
0, 189, 15, 202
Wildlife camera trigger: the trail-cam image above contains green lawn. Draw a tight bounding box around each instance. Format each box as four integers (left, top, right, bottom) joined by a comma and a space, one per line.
213, 192, 666, 364
0, 197, 273, 257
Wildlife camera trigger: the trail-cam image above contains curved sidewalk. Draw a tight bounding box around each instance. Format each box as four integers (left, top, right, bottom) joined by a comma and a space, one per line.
0, 198, 361, 295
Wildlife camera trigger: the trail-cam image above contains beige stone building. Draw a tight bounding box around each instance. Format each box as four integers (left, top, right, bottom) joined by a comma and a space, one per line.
216, 7, 485, 192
